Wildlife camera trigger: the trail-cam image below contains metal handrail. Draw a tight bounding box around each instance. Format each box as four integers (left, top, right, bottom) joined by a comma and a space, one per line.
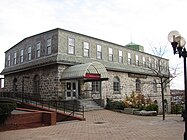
0, 91, 84, 119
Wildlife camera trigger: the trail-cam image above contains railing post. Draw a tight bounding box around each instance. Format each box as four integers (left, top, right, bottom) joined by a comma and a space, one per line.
64, 102, 65, 113
73, 101, 75, 116
83, 106, 84, 118
42, 98, 43, 108
56, 100, 57, 111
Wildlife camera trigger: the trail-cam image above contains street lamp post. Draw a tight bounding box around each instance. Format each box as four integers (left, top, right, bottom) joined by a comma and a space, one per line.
168, 30, 187, 140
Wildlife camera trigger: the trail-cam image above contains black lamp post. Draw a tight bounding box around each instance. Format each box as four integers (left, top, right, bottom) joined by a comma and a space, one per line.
168, 30, 187, 140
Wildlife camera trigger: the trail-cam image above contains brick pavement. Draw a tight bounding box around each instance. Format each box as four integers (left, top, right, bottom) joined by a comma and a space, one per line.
0, 110, 184, 140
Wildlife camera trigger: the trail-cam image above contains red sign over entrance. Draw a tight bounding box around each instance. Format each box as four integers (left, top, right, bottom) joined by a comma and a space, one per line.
84, 73, 101, 80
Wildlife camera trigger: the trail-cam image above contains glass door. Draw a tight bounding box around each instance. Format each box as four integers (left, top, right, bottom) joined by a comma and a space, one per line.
66, 81, 77, 100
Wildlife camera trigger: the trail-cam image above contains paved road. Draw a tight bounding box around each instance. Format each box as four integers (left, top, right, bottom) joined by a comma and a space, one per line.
0, 110, 184, 140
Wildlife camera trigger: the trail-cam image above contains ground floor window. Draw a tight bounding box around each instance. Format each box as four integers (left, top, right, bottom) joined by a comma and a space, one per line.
136, 78, 141, 92
33, 75, 40, 98
113, 76, 120, 94
92, 81, 100, 93
13, 78, 18, 92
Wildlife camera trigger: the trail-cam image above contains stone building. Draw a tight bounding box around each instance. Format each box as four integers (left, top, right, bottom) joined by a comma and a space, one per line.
1, 28, 170, 113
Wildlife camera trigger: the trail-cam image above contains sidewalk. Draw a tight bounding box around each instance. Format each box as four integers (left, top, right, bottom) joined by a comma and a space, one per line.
0, 110, 184, 140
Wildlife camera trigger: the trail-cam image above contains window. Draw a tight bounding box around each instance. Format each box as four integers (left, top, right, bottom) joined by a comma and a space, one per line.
7, 54, 10, 67
28, 46, 31, 60
20, 49, 23, 63
47, 38, 52, 55
154, 59, 157, 70
136, 79, 141, 92
97, 45, 102, 59
119, 50, 123, 63
36, 43, 41, 58
148, 57, 152, 68
143, 57, 146, 67
83, 42, 89, 57
109, 48, 113, 61
135, 55, 139, 66
113, 76, 120, 93
92, 81, 100, 92
153, 79, 157, 93
68, 38, 75, 54
128, 53, 131, 64
33, 75, 40, 98
13, 52, 17, 65
13, 78, 18, 92
165, 62, 168, 72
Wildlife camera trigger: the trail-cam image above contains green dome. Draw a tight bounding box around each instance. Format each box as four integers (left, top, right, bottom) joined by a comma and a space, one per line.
125, 42, 144, 52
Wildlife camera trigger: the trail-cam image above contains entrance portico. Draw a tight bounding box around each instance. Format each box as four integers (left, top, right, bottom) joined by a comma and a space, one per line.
61, 62, 108, 101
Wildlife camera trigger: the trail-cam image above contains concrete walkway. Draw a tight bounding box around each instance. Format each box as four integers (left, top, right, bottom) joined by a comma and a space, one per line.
0, 110, 184, 140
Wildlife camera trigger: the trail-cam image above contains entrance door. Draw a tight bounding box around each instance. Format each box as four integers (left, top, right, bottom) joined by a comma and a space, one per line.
66, 81, 78, 100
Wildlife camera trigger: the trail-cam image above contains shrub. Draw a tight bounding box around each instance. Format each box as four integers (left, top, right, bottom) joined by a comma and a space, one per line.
0, 101, 16, 125
145, 104, 158, 112
171, 104, 183, 114
106, 98, 125, 110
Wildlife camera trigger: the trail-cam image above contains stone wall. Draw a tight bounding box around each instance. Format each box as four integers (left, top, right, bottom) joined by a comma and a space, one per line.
4, 64, 62, 99
101, 70, 171, 113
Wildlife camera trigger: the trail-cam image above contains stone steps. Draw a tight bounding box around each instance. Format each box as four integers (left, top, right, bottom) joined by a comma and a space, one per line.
79, 99, 103, 111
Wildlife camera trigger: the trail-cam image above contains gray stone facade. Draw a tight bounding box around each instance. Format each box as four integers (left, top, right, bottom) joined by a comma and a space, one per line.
1, 28, 171, 113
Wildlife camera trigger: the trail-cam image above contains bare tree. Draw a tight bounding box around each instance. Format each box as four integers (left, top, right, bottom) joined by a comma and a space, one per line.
148, 44, 180, 120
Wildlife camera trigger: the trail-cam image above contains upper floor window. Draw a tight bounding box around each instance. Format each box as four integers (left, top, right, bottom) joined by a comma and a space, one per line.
128, 53, 131, 64
135, 55, 139, 66
165, 62, 169, 72
7, 54, 10, 67
83, 42, 89, 57
36, 43, 41, 58
113, 76, 120, 93
148, 57, 152, 68
143, 57, 146, 67
20, 49, 24, 63
13, 52, 17, 65
28, 46, 31, 61
68, 38, 75, 54
47, 38, 52, 55
109, 48, 113, 61
136, 79, 141, 92
119, 50, 123, 63
153, 59, 157, 69
97, 45, 102, 59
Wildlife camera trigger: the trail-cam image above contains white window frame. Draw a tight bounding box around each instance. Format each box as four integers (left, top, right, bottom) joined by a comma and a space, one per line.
143, 57, 146, 67
7, 54, 10, 67
119, 50, 123, 63
109, 48, 113, 61
13, 52, 17, 65
135, 55, 139, 66
97, 45, 102, 59
28, 46, 31, 61
36, 42, 41, 58
113, 77, 120, 94
128, 53, 131, 64
68, 38, 75, 54
148, 58, 152, 68
20, 49, 24, 63
92, 81, 100, 93
83, 42, 89, 57
47, 38, 52, 55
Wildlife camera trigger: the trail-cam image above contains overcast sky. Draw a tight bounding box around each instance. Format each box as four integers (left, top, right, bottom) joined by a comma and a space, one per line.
0, 0, 187, 89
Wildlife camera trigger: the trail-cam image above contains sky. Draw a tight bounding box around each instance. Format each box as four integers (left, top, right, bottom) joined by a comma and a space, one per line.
0, 0, 187, 89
